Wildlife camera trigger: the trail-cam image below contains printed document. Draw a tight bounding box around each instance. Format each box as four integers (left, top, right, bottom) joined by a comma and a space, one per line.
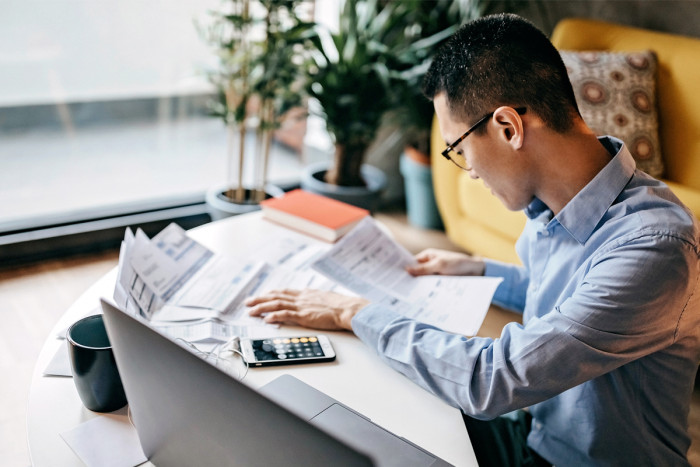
112, 217, 501, 341
312, 217, 502, 336
112, 223, 345, 342
114, 224, 272, 338
130, 224, 215, 304
115, 228, 162, 318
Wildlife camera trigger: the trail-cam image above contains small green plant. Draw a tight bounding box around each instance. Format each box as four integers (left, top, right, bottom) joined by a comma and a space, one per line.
199, 0, 316, 202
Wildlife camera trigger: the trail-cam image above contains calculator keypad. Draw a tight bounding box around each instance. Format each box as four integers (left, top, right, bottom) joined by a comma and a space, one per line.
253, 336, 325, 361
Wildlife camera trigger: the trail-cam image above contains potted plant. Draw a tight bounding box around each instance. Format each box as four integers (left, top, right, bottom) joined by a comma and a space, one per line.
299, 0, 465, 212
390, 0, 506, 156
388, 0, 502, 228
199, 0, 316, 219
387, 0, 462, 228
297, 0, 406, 211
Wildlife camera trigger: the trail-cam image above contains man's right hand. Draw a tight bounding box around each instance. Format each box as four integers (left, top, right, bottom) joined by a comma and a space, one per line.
405, 248, 486, 276
245, 288, 369, 331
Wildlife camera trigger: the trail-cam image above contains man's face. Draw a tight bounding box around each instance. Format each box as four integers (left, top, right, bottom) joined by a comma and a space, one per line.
433, 93, 533, 212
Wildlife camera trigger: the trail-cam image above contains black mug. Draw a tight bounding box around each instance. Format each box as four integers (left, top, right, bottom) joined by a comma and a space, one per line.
67, 314, 128, 412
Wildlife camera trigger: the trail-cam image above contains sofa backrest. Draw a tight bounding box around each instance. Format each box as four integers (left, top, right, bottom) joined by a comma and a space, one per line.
551, 18, 700, 190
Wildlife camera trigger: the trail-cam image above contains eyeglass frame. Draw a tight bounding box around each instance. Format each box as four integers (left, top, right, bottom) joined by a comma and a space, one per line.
440, 107, 527, 170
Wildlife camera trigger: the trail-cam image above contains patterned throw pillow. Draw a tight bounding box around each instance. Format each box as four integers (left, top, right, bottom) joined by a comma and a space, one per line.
560, 50, 663, 178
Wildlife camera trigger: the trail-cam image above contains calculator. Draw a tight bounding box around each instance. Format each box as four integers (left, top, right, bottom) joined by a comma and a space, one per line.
239, 335, 336, 367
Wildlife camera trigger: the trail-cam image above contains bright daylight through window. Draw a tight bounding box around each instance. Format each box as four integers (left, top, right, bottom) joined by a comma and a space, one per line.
0, 0, 327, 237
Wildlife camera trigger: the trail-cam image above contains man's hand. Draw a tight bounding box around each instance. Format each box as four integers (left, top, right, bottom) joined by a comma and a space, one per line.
405, 248, 486, 276
246, 289, 370, 331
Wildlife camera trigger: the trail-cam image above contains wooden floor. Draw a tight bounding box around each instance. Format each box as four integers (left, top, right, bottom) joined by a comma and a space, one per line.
1, 212, 698, 466
0, 249, 119, 466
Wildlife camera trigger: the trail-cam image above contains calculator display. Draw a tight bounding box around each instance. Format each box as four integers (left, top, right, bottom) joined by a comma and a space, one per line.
242, 335, 336, 367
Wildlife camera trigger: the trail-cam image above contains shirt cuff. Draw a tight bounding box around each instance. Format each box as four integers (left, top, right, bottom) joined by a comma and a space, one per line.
484, 258, 512, 278
483, 259, 525, 313
351, 303, 405, 349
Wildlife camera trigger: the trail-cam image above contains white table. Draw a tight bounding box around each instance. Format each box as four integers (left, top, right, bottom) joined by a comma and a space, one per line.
26, 212, 477, 466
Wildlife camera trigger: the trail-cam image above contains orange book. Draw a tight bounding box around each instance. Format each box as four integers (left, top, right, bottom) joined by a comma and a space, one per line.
260, 189, 369, 242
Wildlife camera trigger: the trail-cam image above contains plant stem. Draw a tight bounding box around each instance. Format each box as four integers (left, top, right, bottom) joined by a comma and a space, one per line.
258, 102, 275, 202
233, 0, 250, 204
237, 123, 246, 202
326, 143, 366, 187
226, 121, 237, 201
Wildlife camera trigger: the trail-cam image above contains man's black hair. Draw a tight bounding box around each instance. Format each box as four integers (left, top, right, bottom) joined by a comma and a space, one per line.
423, 13, 580, 133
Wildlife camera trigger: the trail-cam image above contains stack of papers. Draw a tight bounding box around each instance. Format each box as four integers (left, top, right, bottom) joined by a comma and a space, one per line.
113, 217, 503, 344
113, 223, 343, 343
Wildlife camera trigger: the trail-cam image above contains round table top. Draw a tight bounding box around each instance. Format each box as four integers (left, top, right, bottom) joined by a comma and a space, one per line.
26, 212, 477, 466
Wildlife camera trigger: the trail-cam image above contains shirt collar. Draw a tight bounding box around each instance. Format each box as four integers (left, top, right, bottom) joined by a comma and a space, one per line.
525, 136, 636, 244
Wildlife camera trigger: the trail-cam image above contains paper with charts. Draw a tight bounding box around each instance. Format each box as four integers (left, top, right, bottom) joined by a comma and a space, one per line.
311, 217, 503, 336
113, 223, 347, 343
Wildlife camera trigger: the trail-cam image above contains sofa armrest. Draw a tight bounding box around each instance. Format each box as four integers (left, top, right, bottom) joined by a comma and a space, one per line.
664, 181, 700, 220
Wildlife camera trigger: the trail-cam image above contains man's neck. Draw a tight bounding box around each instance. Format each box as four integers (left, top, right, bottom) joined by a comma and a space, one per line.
530, 123, 613, 216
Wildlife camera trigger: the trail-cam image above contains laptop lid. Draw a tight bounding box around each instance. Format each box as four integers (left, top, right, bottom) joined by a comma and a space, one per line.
259, 375, 452, 467
100, 299, 373, 467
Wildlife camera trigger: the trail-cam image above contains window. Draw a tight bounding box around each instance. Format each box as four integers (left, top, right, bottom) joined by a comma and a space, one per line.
0, 1, 320, 231
0, 1, 325, 263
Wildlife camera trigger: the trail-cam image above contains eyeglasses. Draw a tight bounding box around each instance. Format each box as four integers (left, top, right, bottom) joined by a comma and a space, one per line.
441, 107, 527, 171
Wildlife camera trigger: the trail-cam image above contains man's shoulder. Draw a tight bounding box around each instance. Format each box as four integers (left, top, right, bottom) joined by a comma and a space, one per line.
602, 172, 699, 252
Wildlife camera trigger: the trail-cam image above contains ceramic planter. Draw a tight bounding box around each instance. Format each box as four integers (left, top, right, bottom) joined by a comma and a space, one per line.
205, 184, 284, 221
300, 162, 387, 212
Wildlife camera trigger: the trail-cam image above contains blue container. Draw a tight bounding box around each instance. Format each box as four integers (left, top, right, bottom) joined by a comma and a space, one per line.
400, 153, 443, 230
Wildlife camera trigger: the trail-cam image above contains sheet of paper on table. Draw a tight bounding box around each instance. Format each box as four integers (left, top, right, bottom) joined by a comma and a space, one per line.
112, 223, 347, 343
311, 217, 503, 336
60, 408, 147, 467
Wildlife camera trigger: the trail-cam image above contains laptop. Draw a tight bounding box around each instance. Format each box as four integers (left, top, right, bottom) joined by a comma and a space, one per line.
100, 299, 452, 466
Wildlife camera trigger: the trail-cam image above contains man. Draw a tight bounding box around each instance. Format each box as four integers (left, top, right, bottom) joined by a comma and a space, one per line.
247, 14, 700, 466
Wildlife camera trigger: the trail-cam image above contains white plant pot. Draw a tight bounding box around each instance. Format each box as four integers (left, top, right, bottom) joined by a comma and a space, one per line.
205, 184, 284, 221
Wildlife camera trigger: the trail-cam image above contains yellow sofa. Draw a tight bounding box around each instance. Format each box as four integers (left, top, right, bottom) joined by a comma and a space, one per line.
432, 18, 700, 264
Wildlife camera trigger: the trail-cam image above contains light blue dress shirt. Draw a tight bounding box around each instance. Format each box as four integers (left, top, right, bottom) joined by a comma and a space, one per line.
352, 137, 700, 466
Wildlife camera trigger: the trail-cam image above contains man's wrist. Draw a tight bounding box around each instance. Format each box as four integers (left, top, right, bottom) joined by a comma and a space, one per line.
338, 298, 370, 330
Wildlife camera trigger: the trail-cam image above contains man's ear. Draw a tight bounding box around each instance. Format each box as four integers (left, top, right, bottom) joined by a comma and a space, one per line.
493, 106, 524, 150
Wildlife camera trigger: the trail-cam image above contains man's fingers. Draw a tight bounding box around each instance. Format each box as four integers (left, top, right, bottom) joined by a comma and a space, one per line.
405, 264, 424, 276
414, 250, 434, 263
262, 310, 301, 325
245, 290, 299, 306
406, 262, 440, 276
244, 288, 363, 331
278, 289, 301, 296
262, 309, 340, 331
247, 299, 298, 316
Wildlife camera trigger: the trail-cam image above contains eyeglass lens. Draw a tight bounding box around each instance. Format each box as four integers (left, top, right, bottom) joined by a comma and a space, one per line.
442, 107, 526, 172
447, 152, 469, 170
